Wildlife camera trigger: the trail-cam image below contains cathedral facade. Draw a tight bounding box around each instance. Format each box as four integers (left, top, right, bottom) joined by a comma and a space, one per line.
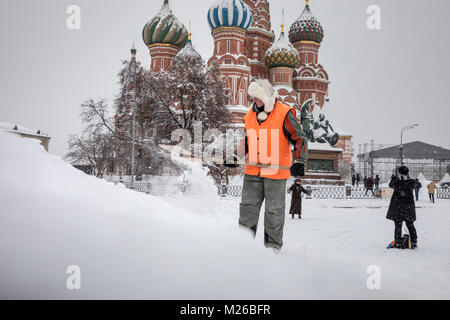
142, 0, 353, 164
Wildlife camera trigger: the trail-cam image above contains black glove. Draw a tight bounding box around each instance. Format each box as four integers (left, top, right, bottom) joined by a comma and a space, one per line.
290, 162, 305, 177
223, 155, 239, 168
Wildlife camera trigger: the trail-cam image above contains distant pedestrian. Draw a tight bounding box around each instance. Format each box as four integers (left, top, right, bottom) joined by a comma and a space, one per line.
287, 179, 311, 219
386, 166, 418, 249
363, 176, 368, 189
365, 177, 375, 196
375, 175, 380, 188
427, 181, 438, 203
352, 174, 356, 187
356, 174, 361, 187
414, 178, 422, 201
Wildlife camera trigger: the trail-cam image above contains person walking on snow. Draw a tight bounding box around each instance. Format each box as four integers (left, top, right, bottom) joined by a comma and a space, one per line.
288, 179, 311, 219
365, 176, 375, 196
352, 175, 356, 187
386, 166, 418, 249
356, 174, 361, 187
374, 175, 380, 188
225, 79, 308, 251
427, 181, 438, 203
414, 178, 422, 201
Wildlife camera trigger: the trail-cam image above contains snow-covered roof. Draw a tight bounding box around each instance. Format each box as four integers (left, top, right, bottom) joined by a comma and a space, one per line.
0, 121, 49, 138
359, 141, 450, 160
439, 173, 450, 184
308, 142, 343, 152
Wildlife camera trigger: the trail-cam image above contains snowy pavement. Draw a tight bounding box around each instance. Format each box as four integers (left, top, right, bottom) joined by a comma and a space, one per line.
167, 195, 450, 299
0, 132, 449, 299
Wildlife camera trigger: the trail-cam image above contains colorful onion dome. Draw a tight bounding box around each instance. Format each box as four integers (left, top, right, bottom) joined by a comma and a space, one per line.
207, 0, 253, 31
142, 0, 188, 48
289, 0, 324, 44
175, 32, 202, 62
265, 17, 299, 69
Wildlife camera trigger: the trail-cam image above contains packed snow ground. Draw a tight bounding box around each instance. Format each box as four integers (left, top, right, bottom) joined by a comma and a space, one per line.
0, 132, 449, 299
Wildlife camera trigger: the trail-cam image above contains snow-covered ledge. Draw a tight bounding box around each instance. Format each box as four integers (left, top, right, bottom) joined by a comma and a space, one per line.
308, 142, 343, 152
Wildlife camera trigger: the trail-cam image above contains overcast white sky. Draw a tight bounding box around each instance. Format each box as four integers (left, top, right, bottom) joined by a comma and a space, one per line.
1, 0, 449, 156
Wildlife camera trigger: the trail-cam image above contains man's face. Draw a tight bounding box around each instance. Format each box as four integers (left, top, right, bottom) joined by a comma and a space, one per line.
253, 97, 264, 107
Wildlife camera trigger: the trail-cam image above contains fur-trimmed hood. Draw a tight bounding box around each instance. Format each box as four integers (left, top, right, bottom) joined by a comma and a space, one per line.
248, 79, 279, 121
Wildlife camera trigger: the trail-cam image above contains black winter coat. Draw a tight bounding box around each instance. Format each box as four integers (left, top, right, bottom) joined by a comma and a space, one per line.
386, 177, 416, 222
288, 184, 310, 216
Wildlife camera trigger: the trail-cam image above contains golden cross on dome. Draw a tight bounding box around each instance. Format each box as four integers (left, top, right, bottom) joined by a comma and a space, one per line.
281, 8, 285, 33
188, 20, 192, 41
306, 0, 310, 7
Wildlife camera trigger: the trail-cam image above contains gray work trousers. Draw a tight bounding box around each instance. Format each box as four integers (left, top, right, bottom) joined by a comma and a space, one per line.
239, 174, 287, 250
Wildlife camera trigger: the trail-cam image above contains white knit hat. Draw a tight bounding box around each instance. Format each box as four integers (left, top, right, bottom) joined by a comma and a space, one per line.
248, 79, 279, 121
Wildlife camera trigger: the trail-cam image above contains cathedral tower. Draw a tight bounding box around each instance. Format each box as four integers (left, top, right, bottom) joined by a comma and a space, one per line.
264, 10, 299, 107
142, 0, 188, 72
242, 0, 275, 80
289, 0, 329, 109
207, 0, 253, 122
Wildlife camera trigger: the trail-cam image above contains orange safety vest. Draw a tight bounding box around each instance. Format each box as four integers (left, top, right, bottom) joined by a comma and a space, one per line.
244, 101, 294, 180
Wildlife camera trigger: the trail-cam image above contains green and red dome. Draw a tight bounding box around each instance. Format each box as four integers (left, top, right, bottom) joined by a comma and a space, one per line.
142, 0, 188, 48
264, 30, 299, 69
289, 2, 324, 44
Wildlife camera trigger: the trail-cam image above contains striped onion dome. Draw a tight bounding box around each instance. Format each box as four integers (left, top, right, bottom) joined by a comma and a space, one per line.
265, 29, 299, 69
175, 33, 202, 62
207, 0, 253, 31
289, 1, 324, 44
142, 0, 188, 48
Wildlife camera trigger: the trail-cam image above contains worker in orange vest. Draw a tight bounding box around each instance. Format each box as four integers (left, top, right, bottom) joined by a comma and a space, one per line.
225, 79, 308, 252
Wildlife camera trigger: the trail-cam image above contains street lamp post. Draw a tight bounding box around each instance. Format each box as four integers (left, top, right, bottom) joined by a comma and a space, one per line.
400, 124, 419, 166
129, 47, 138, 189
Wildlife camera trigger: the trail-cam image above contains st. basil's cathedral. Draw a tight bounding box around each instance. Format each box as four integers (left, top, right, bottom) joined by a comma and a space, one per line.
142, 0, 353, 167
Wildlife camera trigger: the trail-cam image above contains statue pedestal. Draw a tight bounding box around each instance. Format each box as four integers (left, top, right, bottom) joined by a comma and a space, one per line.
299, 143, 346, 186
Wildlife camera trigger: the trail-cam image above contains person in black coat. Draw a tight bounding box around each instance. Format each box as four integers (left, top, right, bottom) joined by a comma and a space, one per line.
414, 178, 422, 201
386, 166, 417, 248
356, 174, 361, 187
363, 176, 368, 189
352, 175, 356, 187
287, 179, 311, 219
365, 176, 375, 196
374, 175, 380, 188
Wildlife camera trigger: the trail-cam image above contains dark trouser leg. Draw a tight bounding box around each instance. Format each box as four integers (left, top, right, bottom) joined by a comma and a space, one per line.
263, 178, 287, 250
405, 221, 417, 243
432, 193, 435, 203
394, 221, 403, 244
239, 175, 265, 237
415, 190, 419, 201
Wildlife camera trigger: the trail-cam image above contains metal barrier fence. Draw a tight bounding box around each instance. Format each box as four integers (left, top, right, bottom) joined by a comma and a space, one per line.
437, 188, 450, 199
218, 185, 380, 199
114, 181, 187, 195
